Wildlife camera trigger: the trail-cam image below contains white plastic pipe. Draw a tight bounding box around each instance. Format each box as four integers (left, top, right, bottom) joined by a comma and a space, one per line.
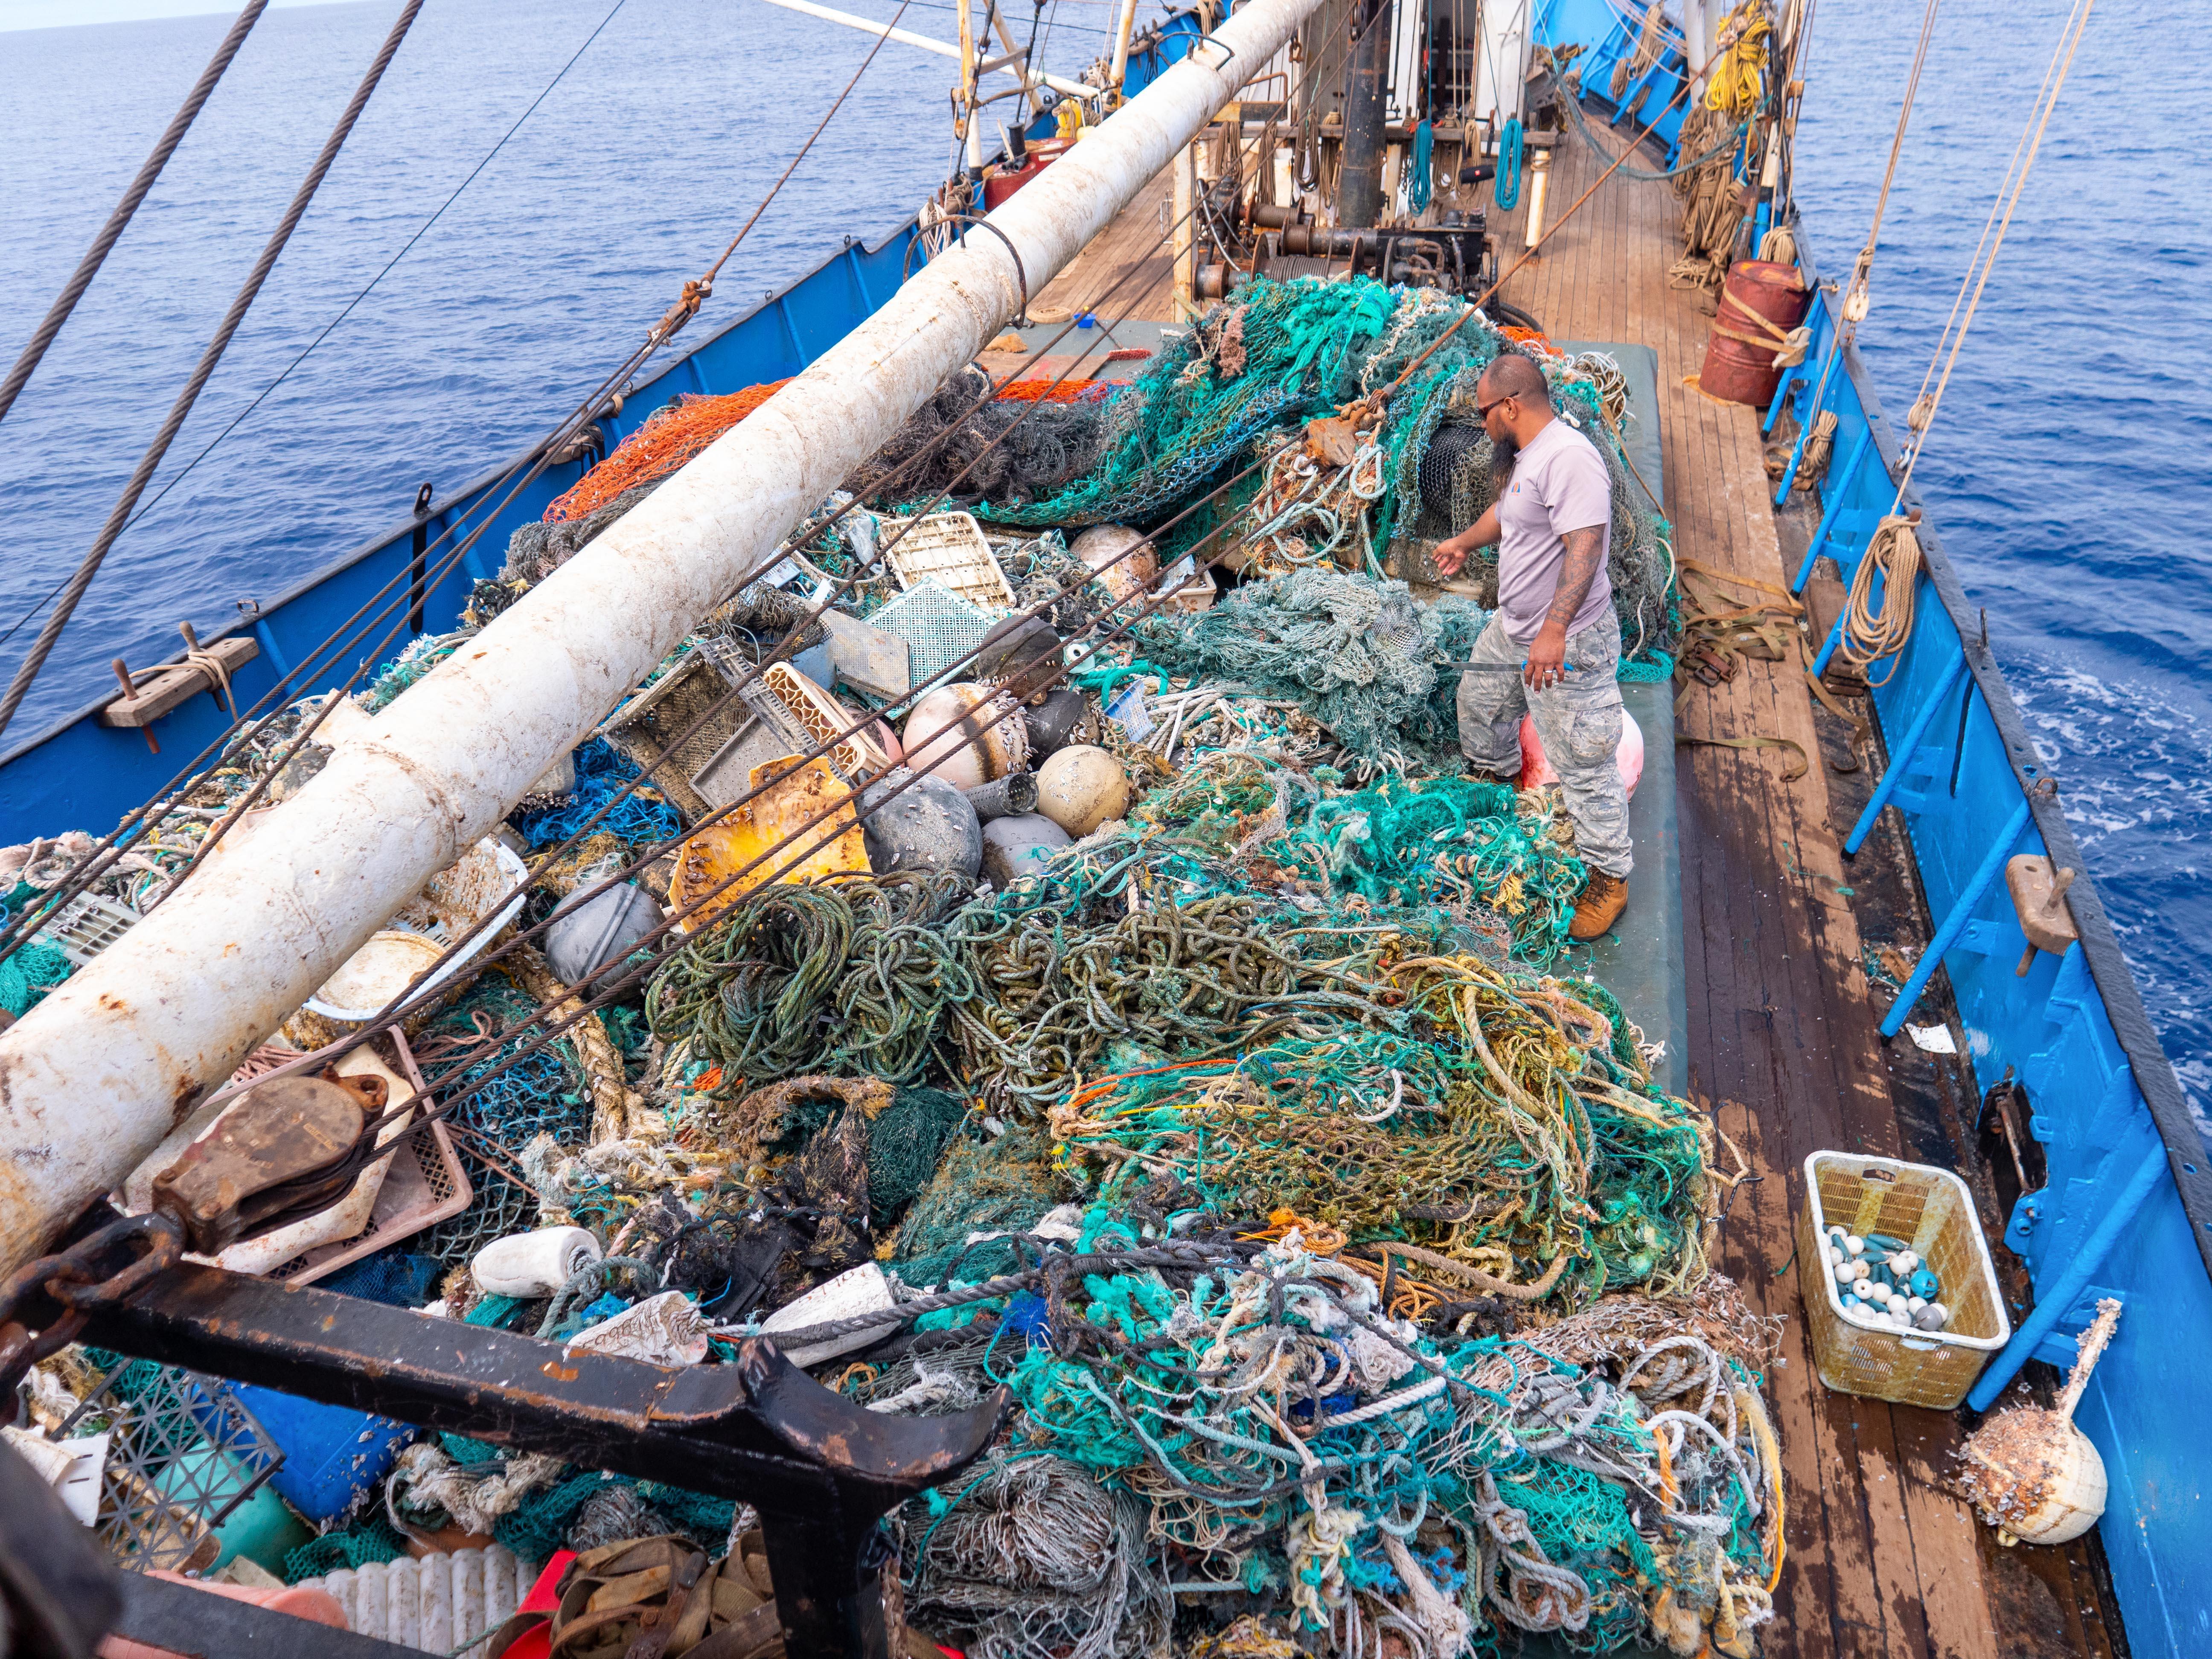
0, 0, 1326, 1271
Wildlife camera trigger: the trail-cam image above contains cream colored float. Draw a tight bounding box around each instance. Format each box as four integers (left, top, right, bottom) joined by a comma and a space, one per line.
1956, 1298, 2120, 1545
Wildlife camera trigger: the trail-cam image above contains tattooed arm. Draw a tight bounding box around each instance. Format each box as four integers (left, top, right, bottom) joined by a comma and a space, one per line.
1524, 525, 1606, 689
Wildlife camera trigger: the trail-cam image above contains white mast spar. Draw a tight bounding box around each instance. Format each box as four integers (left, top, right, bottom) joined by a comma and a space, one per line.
0, 0, 1326, 1270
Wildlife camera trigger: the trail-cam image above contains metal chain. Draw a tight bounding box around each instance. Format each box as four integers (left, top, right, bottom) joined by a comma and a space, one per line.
0, 1211, 184, 1401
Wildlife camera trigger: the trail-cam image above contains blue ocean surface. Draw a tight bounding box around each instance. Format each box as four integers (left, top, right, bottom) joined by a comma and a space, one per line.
0, 0, 1036, 721
2, 0, 2204, 1114
1791, 0, 2211, 1119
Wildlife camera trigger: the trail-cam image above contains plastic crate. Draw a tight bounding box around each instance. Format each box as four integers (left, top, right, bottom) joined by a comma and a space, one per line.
40, 889, 140, 967
1795, 1151, 2011, 1409
879, 512, 1015, 611
869, 580, 995, 684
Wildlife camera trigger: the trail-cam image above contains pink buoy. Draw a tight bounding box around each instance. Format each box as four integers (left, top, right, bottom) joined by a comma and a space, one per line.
1517, 707, 1644, 798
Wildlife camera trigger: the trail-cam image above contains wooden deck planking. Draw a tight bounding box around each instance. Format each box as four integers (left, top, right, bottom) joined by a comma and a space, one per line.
1030, 111, 2026, 1655
1029, 170, 1179, 324
1489, 123, 2004, 1659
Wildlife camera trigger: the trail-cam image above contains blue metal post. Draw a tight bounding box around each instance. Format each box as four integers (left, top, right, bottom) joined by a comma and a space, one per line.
1791, 424, 1874, 593
1967, 1143, 2168, 1411
1769, 321, 1832, 458
1811, 602, 1850, 678
1880, 798, 2032, 1036
1843, 653, 1967, 854
252, 618, 291, 680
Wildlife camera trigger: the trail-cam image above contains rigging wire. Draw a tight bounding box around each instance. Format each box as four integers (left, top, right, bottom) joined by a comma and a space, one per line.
0, 1, 271, 431
195, 27, 1682, 1130
122, 30, 1386, 1116
119, 0, 637, 541
1769, 0, 1933, 498
3, 0, 1377, 1037
0, 0, 636, 658
1838, 0, 2094, 682
122, 0, 929, 910
0, 0, 934, 955
0, 0, 431, 747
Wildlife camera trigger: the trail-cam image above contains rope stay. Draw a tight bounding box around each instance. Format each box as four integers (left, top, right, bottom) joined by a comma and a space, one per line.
1839, 0, 2094, 677
0, 1, 271, 431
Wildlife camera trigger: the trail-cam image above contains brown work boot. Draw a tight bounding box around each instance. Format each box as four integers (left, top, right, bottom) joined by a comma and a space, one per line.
1569, 871, 1629, 941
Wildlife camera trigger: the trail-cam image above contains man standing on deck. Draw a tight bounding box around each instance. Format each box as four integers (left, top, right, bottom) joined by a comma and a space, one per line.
1433, 352, 1631, 941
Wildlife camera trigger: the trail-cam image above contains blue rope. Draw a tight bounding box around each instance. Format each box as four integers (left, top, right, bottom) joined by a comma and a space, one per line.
510, 736, 681, 851
1409, 120, 1434, 212
1493, 117, 1523, 210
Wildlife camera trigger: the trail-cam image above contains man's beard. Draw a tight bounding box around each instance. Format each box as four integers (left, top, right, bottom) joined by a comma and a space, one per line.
1489, 431, 1520, 486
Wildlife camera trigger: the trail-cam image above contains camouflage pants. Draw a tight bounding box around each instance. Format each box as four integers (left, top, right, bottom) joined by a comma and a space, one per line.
1455, 611, 1633, 878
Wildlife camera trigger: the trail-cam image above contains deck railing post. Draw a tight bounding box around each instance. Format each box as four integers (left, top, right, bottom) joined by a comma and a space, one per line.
1791, 423, 1872, 594
1843, 652, 1967, 854
1966, 1141, 2168, 1412
1761, 305, 1813, 436
1880, 797, 2032, 1036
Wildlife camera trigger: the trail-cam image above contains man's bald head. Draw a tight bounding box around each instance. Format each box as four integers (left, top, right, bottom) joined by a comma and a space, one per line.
1479, 352, 1552, 410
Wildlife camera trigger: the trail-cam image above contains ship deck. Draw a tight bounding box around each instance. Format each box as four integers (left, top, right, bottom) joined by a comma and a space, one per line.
1018, 122, 2125, 1659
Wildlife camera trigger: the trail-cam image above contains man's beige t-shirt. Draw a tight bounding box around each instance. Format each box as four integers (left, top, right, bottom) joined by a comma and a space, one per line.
1493, 417, 1613, 644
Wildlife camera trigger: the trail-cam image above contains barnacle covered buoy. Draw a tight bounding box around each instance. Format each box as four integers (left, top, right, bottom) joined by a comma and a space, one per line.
1958, 1300, 2121, 1546
1035, 744, 1130, 838
859, 769, 984, 879
901, 683, 1029, 792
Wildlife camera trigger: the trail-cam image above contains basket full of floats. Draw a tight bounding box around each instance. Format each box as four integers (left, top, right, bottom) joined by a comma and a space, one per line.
1795, 1151, 2012, 1409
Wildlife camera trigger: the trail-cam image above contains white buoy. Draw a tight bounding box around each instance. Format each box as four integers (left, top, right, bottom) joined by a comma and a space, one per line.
1958, 1298, 2120, 1546
1845, 1234, 1866, 1257
472, 1226, 601, 1297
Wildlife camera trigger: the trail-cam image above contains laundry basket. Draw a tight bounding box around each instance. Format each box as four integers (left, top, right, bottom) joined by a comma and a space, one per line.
1795, 1152, 2011, 1409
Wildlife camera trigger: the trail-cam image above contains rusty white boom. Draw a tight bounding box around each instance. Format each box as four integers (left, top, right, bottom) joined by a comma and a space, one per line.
0, 0, 1324, 1269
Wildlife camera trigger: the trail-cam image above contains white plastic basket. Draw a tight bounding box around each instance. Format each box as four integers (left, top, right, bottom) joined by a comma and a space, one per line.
1796, 1151, 2011, 1409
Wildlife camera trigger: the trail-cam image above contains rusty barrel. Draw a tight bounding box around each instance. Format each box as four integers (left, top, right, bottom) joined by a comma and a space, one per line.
1699, 258, 1811, 407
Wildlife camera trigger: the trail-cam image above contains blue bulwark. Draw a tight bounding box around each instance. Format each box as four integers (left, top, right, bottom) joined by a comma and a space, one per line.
1786, 213, 2212, 1655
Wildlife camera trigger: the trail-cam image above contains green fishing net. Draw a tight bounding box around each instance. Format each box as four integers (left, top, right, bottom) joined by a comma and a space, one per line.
1131, 570, 1491, 769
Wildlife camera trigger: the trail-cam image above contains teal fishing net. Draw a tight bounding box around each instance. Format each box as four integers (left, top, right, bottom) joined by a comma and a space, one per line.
0, 935, 70, 1016
1130, 569, 1490, 769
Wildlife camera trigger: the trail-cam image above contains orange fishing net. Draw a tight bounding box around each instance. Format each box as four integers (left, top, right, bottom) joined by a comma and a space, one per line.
546, 380, 793, 522
547, 371, 1135, 524
995, 377, 1101, 403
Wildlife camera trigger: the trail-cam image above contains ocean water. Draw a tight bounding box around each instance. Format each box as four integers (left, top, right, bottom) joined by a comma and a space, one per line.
0, 0, 972, 723
1790, 0, 2212, 1118
2, 1, 2205, 1107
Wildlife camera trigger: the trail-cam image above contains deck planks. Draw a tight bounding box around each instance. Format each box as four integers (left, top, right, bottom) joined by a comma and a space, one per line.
1037, 110, 2028, 1656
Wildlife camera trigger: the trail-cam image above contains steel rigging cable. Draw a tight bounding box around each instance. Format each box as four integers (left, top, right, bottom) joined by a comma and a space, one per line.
0, 0, 637, 658
0, 0, 430, 745
0, 0, 270, 430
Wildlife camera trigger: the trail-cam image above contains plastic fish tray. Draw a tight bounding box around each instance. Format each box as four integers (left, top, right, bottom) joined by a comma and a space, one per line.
868, 580, 994, 686
262, 1030, 472, 1285
759, 661, 899, 780
600, 647, 748, 822
879, 512, 1015, 612
1795, 1151, 2011, 1409
39, 889, 140, 968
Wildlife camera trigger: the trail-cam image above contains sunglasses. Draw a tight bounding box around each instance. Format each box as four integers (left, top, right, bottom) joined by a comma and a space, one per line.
1476, 394, 1516, 419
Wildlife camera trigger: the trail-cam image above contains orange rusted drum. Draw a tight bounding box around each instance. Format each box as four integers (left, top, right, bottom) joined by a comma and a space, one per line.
1699, 258, 1811, 407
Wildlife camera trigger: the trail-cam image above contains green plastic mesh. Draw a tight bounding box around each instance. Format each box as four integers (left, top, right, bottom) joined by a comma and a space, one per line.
284, 1516, 410, 1583
0, 935, 70, 1016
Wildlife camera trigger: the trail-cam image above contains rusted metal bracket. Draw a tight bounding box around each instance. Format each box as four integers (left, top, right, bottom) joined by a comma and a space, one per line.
80, 1262, 1006, 1659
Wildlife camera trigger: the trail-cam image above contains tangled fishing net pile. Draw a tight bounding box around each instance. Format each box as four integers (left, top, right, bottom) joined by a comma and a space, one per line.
3, 262, 1770, 1656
